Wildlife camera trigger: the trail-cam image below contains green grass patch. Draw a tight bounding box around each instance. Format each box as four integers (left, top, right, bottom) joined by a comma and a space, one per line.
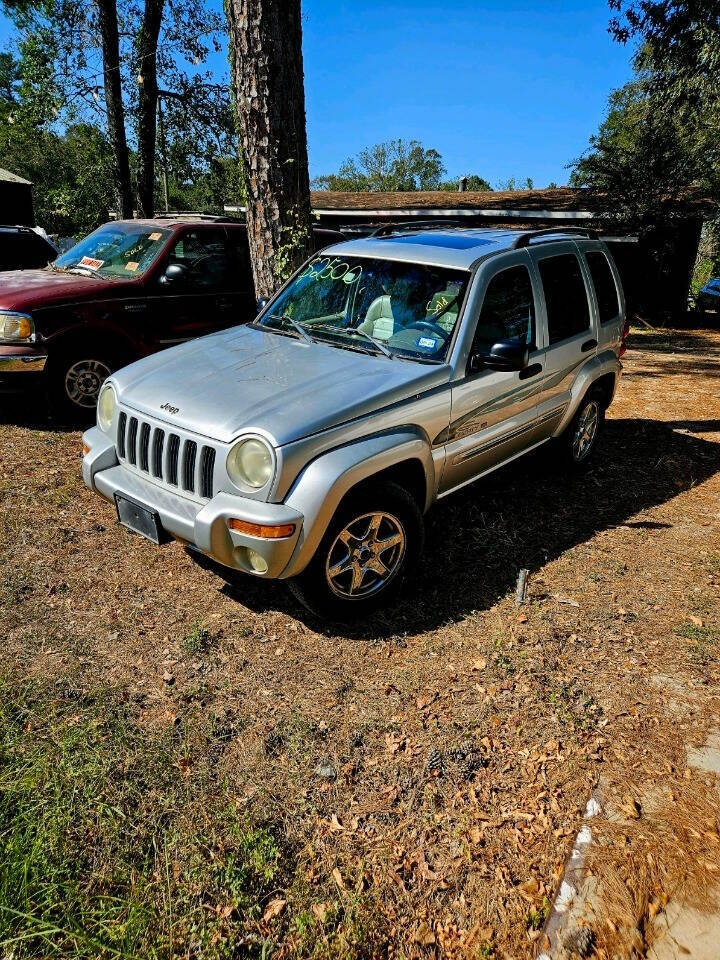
0, 680, 284, 958
182, 622, 214, 656
0, 678, 388, 959
673, 622, 719, 666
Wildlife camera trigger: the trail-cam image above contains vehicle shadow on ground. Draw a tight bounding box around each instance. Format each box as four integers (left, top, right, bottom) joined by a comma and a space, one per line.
208, 414, 720, 637
0, 394, 88, 433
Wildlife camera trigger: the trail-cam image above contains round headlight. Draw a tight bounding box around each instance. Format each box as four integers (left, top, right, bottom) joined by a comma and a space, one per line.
97, 383, 116, 432
227, 438, 274, 489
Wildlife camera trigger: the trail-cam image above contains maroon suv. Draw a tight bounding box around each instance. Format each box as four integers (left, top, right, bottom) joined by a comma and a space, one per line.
0, 215, 344, 417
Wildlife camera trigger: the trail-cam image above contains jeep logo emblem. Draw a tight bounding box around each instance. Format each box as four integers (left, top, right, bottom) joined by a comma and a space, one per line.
160, 402, 179, 415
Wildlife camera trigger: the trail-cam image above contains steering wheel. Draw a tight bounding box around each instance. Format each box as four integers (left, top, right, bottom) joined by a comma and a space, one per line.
405, 320, 450, 340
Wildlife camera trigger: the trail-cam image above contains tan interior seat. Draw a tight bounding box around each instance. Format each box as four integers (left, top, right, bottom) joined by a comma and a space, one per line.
357, 295, 396, 340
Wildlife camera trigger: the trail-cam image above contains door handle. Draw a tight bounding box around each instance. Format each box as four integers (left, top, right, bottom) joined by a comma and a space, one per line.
582, 338, 598, 352
519, 362, 543, 380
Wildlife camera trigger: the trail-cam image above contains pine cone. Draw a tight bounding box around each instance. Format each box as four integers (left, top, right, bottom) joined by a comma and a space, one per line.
457, 739, 476, 758
426, 747, 444, 774
458, 754, 478, 781
565, 926, 596, 958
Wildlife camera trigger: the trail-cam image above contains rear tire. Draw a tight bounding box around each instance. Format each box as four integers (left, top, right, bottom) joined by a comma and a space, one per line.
558, 387, 605, 471
289, 480, 424, 622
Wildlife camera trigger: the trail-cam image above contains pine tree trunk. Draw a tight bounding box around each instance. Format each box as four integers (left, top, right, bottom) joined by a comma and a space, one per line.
226, 0, 312, 298
96, 0, 133, 219
135, 0, 165, 218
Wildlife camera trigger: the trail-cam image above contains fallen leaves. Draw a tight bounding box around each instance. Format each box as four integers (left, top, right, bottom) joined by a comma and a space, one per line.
619, 794, 642, 819
262, 898, 286, 922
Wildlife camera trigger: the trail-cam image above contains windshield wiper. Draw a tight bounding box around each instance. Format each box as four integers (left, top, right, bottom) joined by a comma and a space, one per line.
265, 313, 315, 344
344, 327, 393, 359
68, 267, 100, 276
308, 322, 394, 359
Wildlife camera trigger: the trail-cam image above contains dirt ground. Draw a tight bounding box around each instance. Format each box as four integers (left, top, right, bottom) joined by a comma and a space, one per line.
1, 327, 719, 959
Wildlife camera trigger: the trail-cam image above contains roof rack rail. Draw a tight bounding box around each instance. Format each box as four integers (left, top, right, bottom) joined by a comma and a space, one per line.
511, 226, 598, 248
370, 219, 464, 238
153, 211, 243, 223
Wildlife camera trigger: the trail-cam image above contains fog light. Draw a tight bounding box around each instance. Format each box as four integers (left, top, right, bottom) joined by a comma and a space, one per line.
246, 549, 269, 574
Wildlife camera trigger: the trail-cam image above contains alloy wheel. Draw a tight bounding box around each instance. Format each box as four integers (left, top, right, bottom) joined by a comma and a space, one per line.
64, 359, 112, 408
572, 400, 600, 461
325, 511, 406, 599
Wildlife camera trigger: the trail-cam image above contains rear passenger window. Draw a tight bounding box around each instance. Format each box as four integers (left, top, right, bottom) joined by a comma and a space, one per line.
472, 265, 536, 354
586, 251, 619, 324
538, 253, 590, 344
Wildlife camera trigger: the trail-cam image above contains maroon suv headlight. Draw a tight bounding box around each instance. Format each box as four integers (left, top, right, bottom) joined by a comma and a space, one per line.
0, 311, 34, 342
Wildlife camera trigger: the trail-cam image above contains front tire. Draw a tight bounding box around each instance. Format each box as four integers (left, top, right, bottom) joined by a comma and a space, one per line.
558, 388, 605, 470
289, 480, 425, 622
48, 351, 115, 422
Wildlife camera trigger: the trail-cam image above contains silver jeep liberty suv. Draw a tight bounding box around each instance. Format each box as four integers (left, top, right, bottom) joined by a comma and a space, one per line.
82, 225, 627, 620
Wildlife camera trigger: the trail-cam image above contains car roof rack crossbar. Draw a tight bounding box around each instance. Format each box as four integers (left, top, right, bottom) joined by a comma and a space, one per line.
370, 219, 465, 238
511, 226, 598, 248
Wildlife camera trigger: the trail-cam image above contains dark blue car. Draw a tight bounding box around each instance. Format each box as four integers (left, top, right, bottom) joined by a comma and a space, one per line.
697, 277, 720, 316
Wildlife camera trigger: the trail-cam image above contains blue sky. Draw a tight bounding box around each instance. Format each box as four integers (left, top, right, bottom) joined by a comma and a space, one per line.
1, 0, 635, 187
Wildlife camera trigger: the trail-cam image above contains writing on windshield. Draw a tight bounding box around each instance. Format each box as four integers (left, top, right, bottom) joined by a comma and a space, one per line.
55, 227, 171, 279
260, 255, 469, 363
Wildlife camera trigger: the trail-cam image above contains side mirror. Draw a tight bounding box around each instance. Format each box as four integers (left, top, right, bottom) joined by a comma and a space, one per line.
160, 262, 188, 286
470, 340, 529, 373
256, 296, 270, 314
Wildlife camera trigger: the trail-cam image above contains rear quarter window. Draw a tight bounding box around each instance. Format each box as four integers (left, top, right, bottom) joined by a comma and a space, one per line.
586, 251, 620, 324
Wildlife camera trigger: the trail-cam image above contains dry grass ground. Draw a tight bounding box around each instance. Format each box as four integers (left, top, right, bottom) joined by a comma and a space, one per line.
0, 327, 718, 959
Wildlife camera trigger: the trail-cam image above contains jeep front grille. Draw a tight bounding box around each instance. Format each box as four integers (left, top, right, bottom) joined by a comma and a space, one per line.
116, 411, 217, 500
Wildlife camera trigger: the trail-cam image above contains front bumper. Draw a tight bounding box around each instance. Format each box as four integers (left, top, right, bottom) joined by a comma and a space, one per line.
82, 426, 303, 579
0, 347, 48, 391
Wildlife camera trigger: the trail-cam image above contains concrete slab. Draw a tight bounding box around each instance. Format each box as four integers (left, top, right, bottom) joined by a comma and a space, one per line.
648, 901, 720, 960
687, 733, 720, 775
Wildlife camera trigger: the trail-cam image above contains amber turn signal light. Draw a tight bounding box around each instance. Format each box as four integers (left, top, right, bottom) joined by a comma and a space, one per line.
82, 442, 90, 456
227, 518, 296, 539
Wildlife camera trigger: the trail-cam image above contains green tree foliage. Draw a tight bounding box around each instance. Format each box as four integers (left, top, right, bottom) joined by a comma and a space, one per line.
607, 0, 720, 197
570, 80, 697, 231
2, 0, 238, 223
312, 139, 446, 192
608, 0, 720, 281
160, 81, 244, 212
495, 176, 535, 191
438, 174, 493, 192
1, 50, 115, 233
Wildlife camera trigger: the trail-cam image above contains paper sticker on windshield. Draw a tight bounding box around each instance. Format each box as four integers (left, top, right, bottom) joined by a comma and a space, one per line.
125, 261, 139, 272
149, 232, 162, 241
418, 336, 438, 350
79, 256, 104, 269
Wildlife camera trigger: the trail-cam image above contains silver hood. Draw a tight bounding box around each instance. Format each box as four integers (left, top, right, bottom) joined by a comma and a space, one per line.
111, 325, 449, 446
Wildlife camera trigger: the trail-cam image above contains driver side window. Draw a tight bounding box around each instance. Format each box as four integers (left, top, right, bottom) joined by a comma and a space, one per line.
471, 265, 536, 355
167, 229, 230, 291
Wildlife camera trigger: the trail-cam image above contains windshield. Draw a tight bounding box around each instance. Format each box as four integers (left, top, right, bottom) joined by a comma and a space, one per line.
258, 254, 470, 361
54, 225, 171, 279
